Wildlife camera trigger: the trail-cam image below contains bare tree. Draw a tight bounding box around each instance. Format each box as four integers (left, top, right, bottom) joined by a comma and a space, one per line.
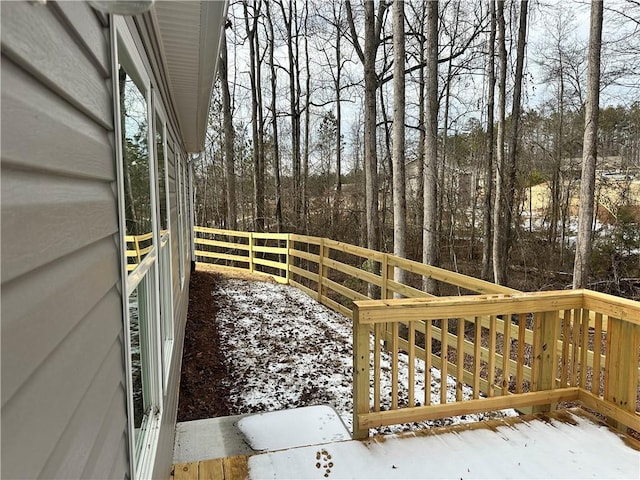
346, 0, 388, 257
277, 0, 304, 228
494, 0, 529, 284
573, 0, 603, 288
265, 1, 283, 232
492, 0, 507, 284
423, 0, 439, 293
393, 0, 407, 289
481, 0, 496, 280
243, 0, 265, 232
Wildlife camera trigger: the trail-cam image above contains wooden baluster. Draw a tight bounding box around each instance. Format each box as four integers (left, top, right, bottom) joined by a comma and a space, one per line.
516, 314, 526, 393
591, 312, 603, 396
425, 319, 432, 406
374, 323, 381, 413
488, 315, 497, 397
456, 318, 464, 402
441, 318, 449, 404
391, 321, 399, 410
408, 321, 415, 408
570, 308, 581, 387
551, 309, 560, 390
560, 310, 571, 387
502, 315, 511, 396
580, 309, 590, 389
473, 317, 481, 399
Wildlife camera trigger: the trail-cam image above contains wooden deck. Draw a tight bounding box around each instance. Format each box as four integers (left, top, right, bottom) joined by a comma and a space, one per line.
171, 409, 640, 480
172, 456, 249, 480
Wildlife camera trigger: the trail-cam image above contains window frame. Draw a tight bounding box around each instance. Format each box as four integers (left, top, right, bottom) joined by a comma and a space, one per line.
111, 16, 163, 480
175, 150, 185, 288
153, 93, 175, 389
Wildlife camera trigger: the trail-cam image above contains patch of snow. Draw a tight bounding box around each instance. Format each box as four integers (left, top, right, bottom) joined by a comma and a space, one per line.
215, 277, 516, 436
237, 406, 351, 451
247, 413, 640, 479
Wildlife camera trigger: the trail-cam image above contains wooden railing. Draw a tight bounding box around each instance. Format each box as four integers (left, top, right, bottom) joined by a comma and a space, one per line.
352, 290, 640, 438
192, 227, 639, 438
125, 232, 153, 271
194, 226, 517, 314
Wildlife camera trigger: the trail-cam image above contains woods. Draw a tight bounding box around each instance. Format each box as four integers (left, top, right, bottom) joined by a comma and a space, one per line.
196, 0, 640, 296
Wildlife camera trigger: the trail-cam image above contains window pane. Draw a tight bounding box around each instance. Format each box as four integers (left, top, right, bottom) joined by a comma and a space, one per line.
128, 285, 145, 432
155, 113, 168, 232
120, 65, 153, 268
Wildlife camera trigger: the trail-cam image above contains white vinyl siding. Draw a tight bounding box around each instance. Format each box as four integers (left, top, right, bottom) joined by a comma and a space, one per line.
0, 3, 128, 478
1, 3, 199, 479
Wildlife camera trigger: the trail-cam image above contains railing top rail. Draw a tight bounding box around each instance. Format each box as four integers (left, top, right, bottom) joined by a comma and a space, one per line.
387, 255, 519, 295
289, 233, 323, 245
194, 226, 252, 237
583, 289, 640, 322
355, 289, 640, 324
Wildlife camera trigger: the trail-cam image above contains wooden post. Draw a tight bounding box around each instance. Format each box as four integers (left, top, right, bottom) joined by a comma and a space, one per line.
604, 317, 639, 432
134, 235, 141, 265
317, 238, 325, 302
531, 311, 558, 413
248, 233, 254, 273
285, 234, 290, 284
381, 254, 392, 345
353, 304, 370, 439
381, 254, 389, 300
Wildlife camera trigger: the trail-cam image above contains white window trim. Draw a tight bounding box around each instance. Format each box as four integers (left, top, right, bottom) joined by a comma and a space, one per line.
176, 148, 185, 289
153, 92, 175, 390
111, 16, 162, 480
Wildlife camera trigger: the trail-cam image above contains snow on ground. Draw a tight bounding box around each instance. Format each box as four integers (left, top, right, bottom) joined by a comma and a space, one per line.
237, 406, 351, 451
214, 276, 516, 435
247, 411, 640, 479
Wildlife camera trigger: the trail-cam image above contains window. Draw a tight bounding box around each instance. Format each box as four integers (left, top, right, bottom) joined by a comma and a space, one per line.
175, 152, 185, 287
154, 102, 174, 387
113, 18, 162, 480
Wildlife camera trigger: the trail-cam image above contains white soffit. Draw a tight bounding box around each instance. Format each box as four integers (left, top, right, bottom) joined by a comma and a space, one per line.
153, 1, 227, 152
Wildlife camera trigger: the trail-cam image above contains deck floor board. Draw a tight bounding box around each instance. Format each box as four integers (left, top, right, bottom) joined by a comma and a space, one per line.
172, 409, 639, 480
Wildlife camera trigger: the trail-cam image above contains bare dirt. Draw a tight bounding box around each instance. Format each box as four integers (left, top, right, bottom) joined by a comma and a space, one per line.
177, 269, 232, 421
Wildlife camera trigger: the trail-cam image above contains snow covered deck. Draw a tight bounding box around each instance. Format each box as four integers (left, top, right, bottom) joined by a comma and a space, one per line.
172, 408, 639, 480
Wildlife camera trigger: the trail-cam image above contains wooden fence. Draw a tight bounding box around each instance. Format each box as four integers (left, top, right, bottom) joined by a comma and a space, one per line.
191, 227, 639, 438
353, 290, 640, 438
125, 232, 153, 271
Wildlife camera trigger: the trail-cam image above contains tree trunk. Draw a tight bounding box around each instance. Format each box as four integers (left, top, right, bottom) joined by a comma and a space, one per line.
416, 2, 425, 247
220, 32, 237, 231
501, 0, 528, 282
243, 0, 264, 232
364, 0, 380, 256
333, 4, 343, 231
255, 19, 266, 231
573, 0, 603, 288
481, 0, 496, 280
423, 0, 439, 294
392, 0, 407, 289
303, 1, 311, 232
266, 2, 282, 232
492, 0, 507, 284
279, 0, 302, 228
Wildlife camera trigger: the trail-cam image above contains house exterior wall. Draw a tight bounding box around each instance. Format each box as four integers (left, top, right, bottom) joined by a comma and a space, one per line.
1, 2, 194, 478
